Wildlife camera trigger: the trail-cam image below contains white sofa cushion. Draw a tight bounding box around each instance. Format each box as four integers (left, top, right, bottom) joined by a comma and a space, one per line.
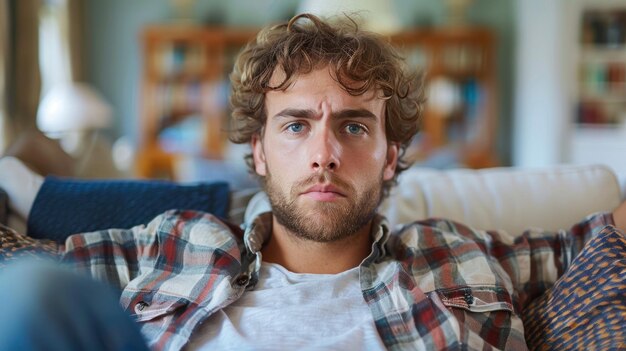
245, 165, 622, 236
380, 165, 622, 235
1, 156, 621, 238
0, 157, 44, 233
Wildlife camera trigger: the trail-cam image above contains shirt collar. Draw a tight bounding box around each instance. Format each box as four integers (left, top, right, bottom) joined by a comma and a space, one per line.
243, 212, 390, 271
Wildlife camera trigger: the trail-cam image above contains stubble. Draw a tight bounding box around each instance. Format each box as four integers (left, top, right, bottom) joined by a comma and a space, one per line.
264, 170, 383, 243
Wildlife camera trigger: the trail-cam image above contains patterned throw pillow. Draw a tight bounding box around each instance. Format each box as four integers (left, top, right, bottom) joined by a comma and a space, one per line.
0, 224, 59, 268
523, 225, 626, 350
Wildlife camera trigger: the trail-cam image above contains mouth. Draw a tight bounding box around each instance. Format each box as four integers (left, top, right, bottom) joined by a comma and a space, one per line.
301, 184, 346, 201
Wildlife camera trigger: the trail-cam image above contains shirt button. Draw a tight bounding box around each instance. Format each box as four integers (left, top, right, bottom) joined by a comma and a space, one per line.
464, 291, 474, 305
235, 274, 249, 287
135, 301, 149, 313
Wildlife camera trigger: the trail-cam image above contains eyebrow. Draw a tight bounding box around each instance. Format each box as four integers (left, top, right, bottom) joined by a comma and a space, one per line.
273, 108, 378, 121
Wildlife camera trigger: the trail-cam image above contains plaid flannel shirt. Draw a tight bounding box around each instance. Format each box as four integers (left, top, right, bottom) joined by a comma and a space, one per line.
61, 210, 614, 350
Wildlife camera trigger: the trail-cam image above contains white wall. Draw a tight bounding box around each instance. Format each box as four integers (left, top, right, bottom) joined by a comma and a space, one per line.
514, 0, 626, 196
513, 0, 569, 167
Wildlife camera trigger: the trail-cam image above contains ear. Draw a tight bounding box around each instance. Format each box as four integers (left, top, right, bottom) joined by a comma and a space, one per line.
383, 142, 399, 181
251, 134, 267, 176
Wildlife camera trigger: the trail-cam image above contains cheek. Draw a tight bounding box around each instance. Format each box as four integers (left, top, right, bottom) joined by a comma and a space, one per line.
344, 145, 387, 173
263, 140, 303, 177
358, 145, 396, 182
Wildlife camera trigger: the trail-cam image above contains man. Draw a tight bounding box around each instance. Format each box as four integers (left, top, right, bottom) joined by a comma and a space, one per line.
1, 13, 625, 351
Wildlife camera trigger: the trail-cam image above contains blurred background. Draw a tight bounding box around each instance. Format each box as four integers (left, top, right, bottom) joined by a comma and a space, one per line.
1, 0, 625, 190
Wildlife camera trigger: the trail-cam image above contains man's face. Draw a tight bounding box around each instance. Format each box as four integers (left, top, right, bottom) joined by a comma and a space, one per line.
252, 67, 398, 243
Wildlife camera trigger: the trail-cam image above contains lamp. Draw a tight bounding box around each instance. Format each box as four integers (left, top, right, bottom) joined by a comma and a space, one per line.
37, 82, 113, 136
297, 0, 402, 35
36, 82, 120, 177
37, 82, 112, 155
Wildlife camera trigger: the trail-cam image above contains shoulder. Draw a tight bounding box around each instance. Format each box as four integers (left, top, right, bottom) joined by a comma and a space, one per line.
65, 209, 243, 255
147, 209, 243, 244
387, 218, 514, 292
390, 218, 495, 250
62, 209, 244, 290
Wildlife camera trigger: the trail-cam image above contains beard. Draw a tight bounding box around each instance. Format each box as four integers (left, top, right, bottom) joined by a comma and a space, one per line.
263, 169, 383, 243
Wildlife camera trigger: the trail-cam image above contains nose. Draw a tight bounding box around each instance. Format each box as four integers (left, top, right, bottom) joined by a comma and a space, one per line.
310, 127, 340, 172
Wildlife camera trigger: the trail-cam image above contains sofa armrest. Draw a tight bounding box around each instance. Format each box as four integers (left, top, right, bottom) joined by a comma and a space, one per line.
243, 165, 623, 234
380, 164, 622, 235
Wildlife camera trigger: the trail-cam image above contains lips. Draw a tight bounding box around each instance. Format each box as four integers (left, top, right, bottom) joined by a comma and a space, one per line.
301, 184, 346, 201
302, 184, 345, 196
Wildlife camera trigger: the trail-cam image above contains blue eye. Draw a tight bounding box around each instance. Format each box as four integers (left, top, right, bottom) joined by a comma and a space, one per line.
287, 122, 304, 133
345, 123, 365, 135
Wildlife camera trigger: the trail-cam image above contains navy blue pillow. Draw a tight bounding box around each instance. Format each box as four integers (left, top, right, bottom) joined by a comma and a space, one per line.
27, 177, 230, 243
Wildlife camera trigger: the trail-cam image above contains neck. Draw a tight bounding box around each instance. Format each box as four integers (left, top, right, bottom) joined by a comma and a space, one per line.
261, 216, 374, 274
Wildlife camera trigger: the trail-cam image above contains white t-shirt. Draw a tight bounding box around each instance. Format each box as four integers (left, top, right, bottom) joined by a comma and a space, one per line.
186, 262, 386, 350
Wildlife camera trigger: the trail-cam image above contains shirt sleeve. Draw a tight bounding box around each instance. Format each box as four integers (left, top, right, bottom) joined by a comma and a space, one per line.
485, 212, 615, 308
59, 209, 241, 295
60, 212, 167, 292
414, 212, 616, 309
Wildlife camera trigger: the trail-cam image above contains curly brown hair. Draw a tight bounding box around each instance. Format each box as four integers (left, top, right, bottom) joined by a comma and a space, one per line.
229, 13, 425, 198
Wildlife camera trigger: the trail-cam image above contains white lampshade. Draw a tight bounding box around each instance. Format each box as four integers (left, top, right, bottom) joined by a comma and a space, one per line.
37, 82, 113, 134
297, 0, 402, 35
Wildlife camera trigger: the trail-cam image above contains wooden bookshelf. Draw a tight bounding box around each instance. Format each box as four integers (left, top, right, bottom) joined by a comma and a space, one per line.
391, 27, 498, 168
564, 1, 626, 179
137, 25, 256, 179
576, 7, 626, 126
137, 25, 499, 179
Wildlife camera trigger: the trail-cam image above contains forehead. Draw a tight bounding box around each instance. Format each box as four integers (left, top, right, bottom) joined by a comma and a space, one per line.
265, 67, 384, 115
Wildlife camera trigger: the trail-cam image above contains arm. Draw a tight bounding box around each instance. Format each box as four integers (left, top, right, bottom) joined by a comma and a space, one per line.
392, 212, 615, 314
61, 209, 242, 293
423, 211, 616, 308
61, 217, 162, 292
496, 211, 615, 307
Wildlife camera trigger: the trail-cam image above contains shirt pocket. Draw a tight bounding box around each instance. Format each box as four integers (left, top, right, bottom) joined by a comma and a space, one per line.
121, 289, 191, 323
431, 286, 526, 350
435, 285, 514, 313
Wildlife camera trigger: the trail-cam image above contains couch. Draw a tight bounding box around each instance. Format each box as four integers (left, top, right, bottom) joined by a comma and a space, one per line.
0, 155, 623, 238
1, 155, 625, 349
